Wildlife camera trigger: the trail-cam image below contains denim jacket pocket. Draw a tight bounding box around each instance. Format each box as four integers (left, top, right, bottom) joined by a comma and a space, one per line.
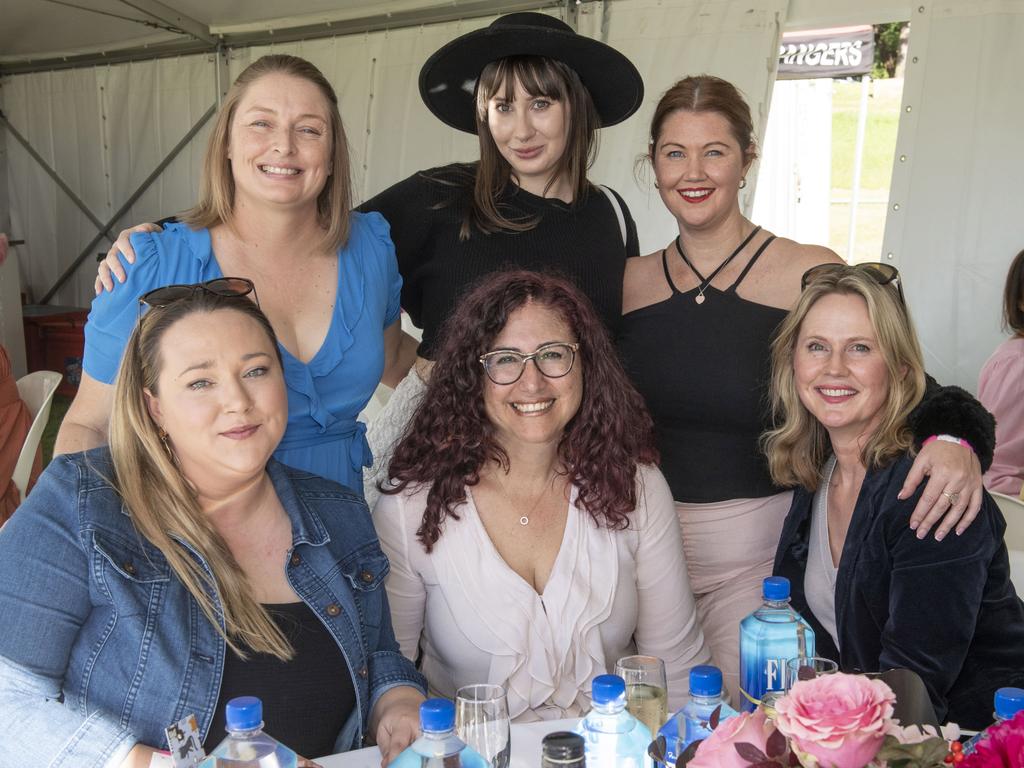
91, 529, 171, 617
340, 546, 390, 629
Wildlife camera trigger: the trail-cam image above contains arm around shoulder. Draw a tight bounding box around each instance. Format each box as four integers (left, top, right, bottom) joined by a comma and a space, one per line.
54, 372, 114, 455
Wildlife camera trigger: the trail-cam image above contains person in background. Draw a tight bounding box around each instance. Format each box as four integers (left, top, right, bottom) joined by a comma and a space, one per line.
93, 13, 644, 506
0, 344, 38, 522
978, 248, 1024, 497
767, 264, 1024, 729
617, 75, 993, 702
375, 271, 710, 721
0, 284, 425, 766
58, 54, 417, 494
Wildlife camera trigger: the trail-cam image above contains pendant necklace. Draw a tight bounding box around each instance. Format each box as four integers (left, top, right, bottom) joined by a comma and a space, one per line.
675, 225, 761, 305
497, 470, 558, 526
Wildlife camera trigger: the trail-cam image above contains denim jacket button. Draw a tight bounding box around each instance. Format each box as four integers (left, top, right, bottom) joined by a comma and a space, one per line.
326, 603, 341, 617
360, 570, 374, 583
290, 553, 301, 567
358, 666, 368, 678
123, 562, 137, 575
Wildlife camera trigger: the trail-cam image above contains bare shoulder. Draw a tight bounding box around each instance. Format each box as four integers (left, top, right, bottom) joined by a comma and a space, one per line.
623, 250, 672, 314
770, 236, 843, 279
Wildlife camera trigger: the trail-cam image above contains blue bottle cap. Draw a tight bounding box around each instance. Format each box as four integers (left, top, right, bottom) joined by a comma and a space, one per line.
225, 696, 262, 731
689, 665, 724, 697
995, 687, 1024, 720
592, 674, 626, 705
420, 698, 456, 732
763, 576, 790, 601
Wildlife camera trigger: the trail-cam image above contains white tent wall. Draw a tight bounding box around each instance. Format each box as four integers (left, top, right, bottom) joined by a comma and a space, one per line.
883, 0, 1024, 390
1, 0, 1021, 392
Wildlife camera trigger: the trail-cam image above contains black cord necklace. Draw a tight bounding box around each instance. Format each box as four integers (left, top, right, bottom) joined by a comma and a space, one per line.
675, 225, 761, 304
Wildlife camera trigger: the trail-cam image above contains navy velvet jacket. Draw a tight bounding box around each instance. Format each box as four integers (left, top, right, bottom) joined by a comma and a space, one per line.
774, 453, 1024, 729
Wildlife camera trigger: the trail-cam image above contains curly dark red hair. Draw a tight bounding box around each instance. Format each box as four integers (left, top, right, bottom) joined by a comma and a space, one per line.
383, 270, 658, 552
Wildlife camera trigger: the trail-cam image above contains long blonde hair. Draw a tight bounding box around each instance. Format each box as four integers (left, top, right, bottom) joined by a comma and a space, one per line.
182, 54, 352, 253
762, 268, 927, 490
108, 292, 293, 660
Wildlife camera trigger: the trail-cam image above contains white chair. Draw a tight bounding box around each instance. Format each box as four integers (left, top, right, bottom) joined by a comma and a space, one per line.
991, 491, 1024, 594
11, 370, 62, 503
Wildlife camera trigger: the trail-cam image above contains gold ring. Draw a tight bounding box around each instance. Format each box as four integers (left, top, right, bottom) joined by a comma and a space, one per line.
942, 490, 961, 505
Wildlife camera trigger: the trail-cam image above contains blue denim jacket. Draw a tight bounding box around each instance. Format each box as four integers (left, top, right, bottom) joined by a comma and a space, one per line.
0, 448, 425, 767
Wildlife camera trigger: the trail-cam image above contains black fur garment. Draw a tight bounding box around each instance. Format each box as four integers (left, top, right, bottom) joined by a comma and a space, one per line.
908, 379, 996, 472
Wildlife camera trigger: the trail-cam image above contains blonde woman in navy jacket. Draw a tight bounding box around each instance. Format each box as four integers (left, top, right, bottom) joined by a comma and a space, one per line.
765, 265, 1024, 730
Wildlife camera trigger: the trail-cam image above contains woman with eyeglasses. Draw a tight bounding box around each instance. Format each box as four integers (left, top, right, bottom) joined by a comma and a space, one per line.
616, 75, 994, 703
766, 265, 1024, 729
56, 54, 415, 494
373, 271, 710, 720
0, 285, 425, 766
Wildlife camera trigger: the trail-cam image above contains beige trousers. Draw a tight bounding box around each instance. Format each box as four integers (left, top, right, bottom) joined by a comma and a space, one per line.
675, 491, 793, 707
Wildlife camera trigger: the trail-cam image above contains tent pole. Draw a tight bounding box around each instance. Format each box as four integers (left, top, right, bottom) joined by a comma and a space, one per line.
38, 102, 217, 304
846, 74, 870, 262
117, 0, 219, 45
0, 111, 120, 243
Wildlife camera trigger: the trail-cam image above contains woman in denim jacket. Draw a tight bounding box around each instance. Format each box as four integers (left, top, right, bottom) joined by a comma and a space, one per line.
0, 284, 425, 767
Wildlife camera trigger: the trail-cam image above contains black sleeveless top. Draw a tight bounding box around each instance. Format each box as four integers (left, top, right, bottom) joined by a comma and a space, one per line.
618, 236, 788, 503
205, 601, 355, 758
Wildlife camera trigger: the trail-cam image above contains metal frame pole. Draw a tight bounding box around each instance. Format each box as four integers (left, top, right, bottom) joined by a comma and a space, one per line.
0, 110, 120, 243
39, 101, 217, 303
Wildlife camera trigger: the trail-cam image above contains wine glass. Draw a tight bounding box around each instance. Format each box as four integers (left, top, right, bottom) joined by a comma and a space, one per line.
455, 684, 511, 768
785, 656, 839, 690
614, 655, 669, 736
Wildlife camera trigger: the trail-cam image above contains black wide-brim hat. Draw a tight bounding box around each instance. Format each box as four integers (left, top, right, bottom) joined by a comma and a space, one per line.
419, 12, 644, 134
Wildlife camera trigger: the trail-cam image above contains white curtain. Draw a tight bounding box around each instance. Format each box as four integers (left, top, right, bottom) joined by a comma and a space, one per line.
883, 0, 1024, 390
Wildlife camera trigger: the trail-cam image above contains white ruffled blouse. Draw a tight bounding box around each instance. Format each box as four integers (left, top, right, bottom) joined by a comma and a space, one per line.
372, 464, 710, 721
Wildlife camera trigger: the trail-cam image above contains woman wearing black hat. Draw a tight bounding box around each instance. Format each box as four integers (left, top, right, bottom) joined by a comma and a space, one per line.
357, 12, 645, 502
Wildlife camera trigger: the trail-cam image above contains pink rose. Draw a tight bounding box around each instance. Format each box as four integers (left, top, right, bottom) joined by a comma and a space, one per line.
962, 710, 1024, 768
688, 709, 779, 768
774, 672, 895, 768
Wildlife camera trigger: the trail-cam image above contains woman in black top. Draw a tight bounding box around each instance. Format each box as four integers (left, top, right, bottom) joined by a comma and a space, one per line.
617, 75, 992, 704
767, 264, 1024, 728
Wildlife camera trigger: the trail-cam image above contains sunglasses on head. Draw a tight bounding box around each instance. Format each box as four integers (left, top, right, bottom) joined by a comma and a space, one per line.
137, 277, 258, 325
800, 262, 905, 305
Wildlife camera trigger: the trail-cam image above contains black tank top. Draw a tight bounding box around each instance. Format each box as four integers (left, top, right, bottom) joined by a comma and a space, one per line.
618, 235, 787, 503
206, 600, 355, 758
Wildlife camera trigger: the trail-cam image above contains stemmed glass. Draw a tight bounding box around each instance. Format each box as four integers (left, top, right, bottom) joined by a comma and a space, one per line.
455, 684, 511, 768
614, 655, 669, 736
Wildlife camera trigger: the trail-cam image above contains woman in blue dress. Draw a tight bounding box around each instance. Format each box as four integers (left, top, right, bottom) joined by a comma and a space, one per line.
56, 54, 417, 493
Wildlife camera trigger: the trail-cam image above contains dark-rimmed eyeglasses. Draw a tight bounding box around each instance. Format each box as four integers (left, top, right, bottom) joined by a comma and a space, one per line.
800, 262, 905, 305
137, 277, 259, 325
479, 342, 580, 385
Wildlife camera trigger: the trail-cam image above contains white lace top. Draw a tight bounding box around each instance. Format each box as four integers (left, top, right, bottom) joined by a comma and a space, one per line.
372, 464, 710, 722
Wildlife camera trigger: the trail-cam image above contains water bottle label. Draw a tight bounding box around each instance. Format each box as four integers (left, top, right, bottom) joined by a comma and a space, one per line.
164, 714, 206, 768
764, 659, 786, 692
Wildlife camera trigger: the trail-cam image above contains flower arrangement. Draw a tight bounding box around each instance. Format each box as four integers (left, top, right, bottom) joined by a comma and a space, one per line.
959, 710, 1024, 767
679, 672, 960, 768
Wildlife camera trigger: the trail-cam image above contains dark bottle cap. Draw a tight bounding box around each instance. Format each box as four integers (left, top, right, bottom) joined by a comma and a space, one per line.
542, 731, 586, 764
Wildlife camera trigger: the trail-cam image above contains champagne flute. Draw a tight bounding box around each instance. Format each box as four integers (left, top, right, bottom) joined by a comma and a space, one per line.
455, 684, 511, 768
615, 655, 669, 736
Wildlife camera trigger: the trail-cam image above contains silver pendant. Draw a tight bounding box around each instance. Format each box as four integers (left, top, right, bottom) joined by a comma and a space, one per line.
519, 516, 529, 526
695, 293, 706, 305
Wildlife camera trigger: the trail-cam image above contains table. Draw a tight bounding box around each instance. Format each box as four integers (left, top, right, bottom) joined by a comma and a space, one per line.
319, 718, 580, 767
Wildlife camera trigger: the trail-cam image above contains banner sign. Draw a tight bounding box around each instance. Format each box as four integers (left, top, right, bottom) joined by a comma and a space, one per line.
778, 26, 874, 80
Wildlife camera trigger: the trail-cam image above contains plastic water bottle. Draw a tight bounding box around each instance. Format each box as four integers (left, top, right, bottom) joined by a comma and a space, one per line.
656, 665, 738, 765
391, 698, 490, 768
739, 576, 815, 712
575, 674, 653, 768
199, 696, 297, 767
541, 731, 586, 767
681, 665, 738, 747
962, 687, 1024, 755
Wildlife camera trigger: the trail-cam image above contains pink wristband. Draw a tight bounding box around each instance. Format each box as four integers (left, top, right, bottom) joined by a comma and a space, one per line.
922, 434, 975, 453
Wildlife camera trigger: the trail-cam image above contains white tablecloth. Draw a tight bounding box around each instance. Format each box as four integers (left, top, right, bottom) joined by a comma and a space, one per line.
319, 718, 581, 768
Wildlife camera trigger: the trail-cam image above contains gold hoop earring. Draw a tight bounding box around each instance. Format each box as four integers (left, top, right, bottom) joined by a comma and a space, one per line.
739, 178, 747, 189
654, 181, 660, 190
